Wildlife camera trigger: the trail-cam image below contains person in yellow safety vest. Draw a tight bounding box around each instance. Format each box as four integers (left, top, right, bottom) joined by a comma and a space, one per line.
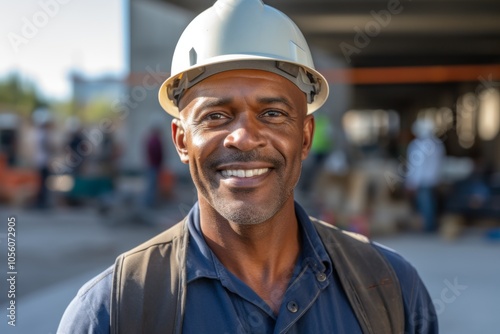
299, 113, 334, 193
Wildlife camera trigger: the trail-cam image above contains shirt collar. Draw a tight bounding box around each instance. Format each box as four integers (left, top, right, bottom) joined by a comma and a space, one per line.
185, 203, 219, 282
294, 202, 332, 278
185, 201, 332, 283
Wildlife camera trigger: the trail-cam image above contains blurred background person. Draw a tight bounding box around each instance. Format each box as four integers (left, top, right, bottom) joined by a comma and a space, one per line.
143, 126, 164, 209
299, 113, 333, 193
98, 131, 121, 184
405, 118, 446, 232
32, 107, 55, 209
65, 116, 85, 176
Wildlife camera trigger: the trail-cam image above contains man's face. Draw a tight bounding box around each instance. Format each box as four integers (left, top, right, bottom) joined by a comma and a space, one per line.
172, 69, 314, 225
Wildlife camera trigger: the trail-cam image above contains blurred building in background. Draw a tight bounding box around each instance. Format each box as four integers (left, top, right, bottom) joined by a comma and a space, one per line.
120, 0, 499, 236
123, 0, 500, 167
71, 73, 126, 108
123, 0, 193, 174
1, 0, 499, 236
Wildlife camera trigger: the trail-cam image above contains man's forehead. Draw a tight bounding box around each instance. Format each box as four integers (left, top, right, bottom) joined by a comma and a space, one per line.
178, 69, 306, 112
185, 69, 303, 94
196, 68, 290, 83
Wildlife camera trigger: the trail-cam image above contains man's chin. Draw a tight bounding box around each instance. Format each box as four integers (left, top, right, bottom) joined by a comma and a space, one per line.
212, 200, 274, 226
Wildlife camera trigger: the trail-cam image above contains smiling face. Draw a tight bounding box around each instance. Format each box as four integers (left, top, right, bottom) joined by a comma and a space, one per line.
172, 69, 314, 225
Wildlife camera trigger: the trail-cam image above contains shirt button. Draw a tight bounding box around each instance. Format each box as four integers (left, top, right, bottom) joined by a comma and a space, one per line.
287, 301, 299, 313
316, 272, 327, 282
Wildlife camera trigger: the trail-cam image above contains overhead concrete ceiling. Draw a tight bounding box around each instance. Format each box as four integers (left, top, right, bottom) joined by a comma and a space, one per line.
159, 0, 500, 68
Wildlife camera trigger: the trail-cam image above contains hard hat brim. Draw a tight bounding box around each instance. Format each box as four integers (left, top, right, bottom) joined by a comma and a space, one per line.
158, 55, 329, 118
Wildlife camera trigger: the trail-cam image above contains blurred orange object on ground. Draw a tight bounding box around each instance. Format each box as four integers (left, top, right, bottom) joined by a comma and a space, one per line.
158, 169, 175, 199
0, 154, 39, 206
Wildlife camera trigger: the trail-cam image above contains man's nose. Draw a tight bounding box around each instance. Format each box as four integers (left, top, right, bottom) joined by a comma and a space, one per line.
223, 114, 266, 151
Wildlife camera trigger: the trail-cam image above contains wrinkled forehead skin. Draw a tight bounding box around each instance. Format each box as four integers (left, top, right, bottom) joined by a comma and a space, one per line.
176, 69, 309, 119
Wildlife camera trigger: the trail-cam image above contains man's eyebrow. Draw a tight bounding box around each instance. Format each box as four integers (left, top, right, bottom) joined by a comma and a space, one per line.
196, 97, 233, 109
257, 96, 294, 109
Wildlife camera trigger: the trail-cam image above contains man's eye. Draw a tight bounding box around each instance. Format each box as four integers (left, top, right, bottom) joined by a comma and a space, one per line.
205, 113, 226, 121
262, 110, 284, 117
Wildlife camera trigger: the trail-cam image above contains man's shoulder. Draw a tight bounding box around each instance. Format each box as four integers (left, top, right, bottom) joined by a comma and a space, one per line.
57, 267, 114, 333
310, 217, 386, 257
119, 221, 186, 258
76, 222, 184, 291
76, 266, 114, 299
309, 216, 419, 282
371, 241, 438, 330
76, 222, 182, 288
371, 242, 419, 280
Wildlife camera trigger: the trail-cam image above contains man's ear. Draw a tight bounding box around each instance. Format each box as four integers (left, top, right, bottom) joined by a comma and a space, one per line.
301, 115, 315, 161
171, 118, 189, 164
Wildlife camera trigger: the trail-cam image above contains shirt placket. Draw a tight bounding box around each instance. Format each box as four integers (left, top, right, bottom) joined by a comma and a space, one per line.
273, 258, 330, 334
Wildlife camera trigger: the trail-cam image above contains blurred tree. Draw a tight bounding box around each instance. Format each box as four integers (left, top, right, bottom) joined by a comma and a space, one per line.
52, 99, 76, 119
0, 74, 117, 126
80, 98, 114, 124
0, 73, 47, 116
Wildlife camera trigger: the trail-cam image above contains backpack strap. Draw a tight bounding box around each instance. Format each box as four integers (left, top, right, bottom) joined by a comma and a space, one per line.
111, 216, 404, 334
311, 217, 405, 334
110, 220, 188, 334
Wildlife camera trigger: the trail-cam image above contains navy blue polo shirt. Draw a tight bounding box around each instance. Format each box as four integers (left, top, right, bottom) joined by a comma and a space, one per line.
57, 203, 438, 333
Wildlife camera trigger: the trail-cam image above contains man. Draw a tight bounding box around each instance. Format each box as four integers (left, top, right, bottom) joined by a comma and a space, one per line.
58, 0, 437, 333
405, 118, 445, 232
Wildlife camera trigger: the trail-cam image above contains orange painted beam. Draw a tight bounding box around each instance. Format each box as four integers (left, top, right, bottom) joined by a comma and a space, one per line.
320, 64, 500, 85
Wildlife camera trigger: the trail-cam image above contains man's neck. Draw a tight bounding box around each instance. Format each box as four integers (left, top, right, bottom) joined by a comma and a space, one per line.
199, 199, 301, 313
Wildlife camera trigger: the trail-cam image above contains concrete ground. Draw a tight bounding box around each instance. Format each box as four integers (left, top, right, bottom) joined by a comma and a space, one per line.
0, 193, 499, 334
375, 231, 500, 334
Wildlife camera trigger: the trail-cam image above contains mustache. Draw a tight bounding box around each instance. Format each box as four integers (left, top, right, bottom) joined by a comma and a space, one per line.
206, 150, 283, 170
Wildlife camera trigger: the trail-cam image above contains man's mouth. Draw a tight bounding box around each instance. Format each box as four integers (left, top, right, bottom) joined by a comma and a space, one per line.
220, 168, 269, 178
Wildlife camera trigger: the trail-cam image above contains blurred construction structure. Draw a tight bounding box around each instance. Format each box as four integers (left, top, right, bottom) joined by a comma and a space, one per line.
1, 0, 500, 237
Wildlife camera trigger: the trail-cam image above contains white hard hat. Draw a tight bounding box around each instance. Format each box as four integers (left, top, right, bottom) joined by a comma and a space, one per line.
158, 0, 329, 118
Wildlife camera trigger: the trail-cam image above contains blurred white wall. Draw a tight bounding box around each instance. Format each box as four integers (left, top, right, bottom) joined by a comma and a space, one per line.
123, 0, 194, 173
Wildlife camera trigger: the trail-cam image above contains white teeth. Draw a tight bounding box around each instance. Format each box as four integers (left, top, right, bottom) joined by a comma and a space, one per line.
221, 168, 269, 178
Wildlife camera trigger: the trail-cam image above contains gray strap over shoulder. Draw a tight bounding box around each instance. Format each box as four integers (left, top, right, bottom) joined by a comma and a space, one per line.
311, 217, 405, 334
110, 220, 187, 334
